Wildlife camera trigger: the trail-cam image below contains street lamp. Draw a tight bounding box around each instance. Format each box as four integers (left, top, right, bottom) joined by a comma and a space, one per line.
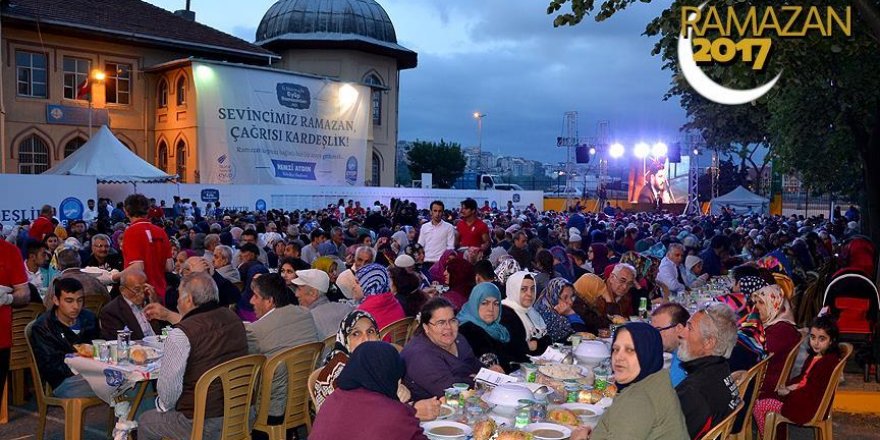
88, 69, 107, 137
652, 142, 668, 158
473, 112, 486, 171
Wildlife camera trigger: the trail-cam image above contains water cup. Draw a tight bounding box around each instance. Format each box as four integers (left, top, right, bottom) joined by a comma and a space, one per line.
569, 334, 583, 349
108, 342, 119, 364
92, 339, 106, 359
444, 388, 461, 408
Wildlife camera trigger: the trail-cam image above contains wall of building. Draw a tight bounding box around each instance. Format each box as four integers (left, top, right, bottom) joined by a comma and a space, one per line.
273, 48, 399, 187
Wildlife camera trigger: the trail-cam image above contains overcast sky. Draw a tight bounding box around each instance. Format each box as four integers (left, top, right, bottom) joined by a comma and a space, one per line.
147, 0, 688, 163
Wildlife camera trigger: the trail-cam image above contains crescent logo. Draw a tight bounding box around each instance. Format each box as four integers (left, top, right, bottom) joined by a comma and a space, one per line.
678, 3, 782, 105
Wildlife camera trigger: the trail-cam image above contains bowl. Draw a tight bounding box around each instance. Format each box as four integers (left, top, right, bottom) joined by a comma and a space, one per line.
422, 421, 472, 440
481, 384, 535, 416
574, 341, 610, 367
663, 352, 673, 369
524, 422, 572, 440
560, 402, 604, 427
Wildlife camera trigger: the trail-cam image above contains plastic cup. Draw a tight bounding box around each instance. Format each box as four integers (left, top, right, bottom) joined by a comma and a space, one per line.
522, 363, 538, 383
92, 339, 106, 359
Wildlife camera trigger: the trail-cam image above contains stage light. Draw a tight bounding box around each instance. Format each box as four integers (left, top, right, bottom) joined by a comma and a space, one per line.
693, 148, 700, 156
652, 142, 668, 157
634, 142, 650, 159
609, 143, 624, 158
589, 147, 596, 155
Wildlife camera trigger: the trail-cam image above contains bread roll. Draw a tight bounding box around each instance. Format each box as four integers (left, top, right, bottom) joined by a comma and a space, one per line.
130, 347, 148, 364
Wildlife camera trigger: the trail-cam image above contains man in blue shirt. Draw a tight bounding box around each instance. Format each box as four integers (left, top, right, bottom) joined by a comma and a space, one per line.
650, 303, 690, 387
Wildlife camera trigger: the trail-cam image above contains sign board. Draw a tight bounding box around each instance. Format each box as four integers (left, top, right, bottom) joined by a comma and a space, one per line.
98, 183, 544, 214
192, 61, 370, 186
46, 105, 109, 126
0, 174, 97, 228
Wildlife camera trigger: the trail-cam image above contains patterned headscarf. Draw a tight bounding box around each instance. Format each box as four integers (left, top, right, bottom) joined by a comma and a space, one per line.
429, 250, 458, 283
752, 285, 795, 328
312, 256, 338, 277
534, 277, 575, 342
404, 242, 424, 260
494, 257, 522, 285
737, 275, 770, 299
457, 282, 510, 343
355, 263, 390, 297
325, 310, 379, 363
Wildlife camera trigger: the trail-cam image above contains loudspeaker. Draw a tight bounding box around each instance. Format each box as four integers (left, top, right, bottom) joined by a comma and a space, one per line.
575, 145, 590, 164
668, 142, 681, 163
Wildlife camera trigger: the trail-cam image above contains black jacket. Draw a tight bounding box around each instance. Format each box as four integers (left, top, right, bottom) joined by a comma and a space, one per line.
458, 322, 521, 374
499, 304, 551, 358
99, 295, 166, 341
676, 355, 741, 439
31, 308, 100, 389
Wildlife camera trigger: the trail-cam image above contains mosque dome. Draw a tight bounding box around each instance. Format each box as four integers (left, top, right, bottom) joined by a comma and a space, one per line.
255, 0, 416, 68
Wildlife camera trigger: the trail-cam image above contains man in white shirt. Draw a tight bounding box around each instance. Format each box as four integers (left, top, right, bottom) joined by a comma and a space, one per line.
657, 243, 688, 295
418, 200, 455, 265
82, 199, 98, 224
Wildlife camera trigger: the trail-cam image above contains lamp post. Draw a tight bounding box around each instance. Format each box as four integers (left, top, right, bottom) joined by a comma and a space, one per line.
88, 69, 106, 137
473, 112, 486, 171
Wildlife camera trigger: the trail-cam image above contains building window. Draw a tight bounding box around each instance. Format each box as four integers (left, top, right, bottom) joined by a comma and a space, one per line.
18, 135, 50, 174
371, 151, 381, 186
157, 141, 168, 171
176, 76, 186, 106
158, 79, 168, 108
364, 74, 383, 126
64, 137, 87, 157
105, 62, 131, 104
63, 57, 91, 100
16, 51, 48, 98
176, 140, 186, 182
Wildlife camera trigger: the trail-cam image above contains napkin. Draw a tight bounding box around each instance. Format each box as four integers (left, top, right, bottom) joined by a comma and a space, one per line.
530, 346, 567, 363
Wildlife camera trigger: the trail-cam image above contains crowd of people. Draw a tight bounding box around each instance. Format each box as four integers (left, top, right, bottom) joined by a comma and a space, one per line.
0, 192, 872, 439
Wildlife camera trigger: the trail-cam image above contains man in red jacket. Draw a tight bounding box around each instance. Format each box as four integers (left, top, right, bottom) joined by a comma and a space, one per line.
0, 239, 30, 398
28, 204, 55, 241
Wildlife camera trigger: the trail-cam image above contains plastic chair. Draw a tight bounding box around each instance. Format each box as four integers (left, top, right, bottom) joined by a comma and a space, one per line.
306, 367, 322, 411
776, 333, 808, 390
24, 321, 108, 440
772, 273, 795, 300
762, 343, 853, 440
405, 318, 421, 343
730, 354, 773, 440
83, 294, 109, 317
380, 317, 413, 346
8, 303, 45, 404
190, 353, 265, 440
700, 402, 744, 440
253, 342, 323, 440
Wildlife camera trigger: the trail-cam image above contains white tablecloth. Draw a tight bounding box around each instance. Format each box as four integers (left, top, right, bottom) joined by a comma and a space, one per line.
64, 355, 160, 404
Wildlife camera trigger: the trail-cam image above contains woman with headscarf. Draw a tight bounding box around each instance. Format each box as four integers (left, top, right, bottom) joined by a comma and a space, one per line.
457, 282, 520, 373
533, 278, 590, 343
312, 256, 346, 302
550, 245, 575, 282
428, 249, 457, 283
590, 322, 688, 440
355, 263, 406, 332
493, 257, 521, 286
391, 228, 410, 256
314, 310, 381, 409
442, 258, 475, 312
588, 243, 610, 276
311, 342, 430, 440
716, 275, 770, 319
753, 284, 801, 399
500, 271, 551, 357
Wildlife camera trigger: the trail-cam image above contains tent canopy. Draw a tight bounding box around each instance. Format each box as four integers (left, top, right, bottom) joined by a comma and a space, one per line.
43, 125, 176, 183
710, 185, 769, 215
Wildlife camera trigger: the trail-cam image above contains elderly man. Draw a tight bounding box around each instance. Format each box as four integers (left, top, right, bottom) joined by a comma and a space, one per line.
100, 268, 163, 340
294, 269, 353, 338
203, 233, 220, 262
182, 256, 240, 307
336, 245, 374, 300
84, 233, 124, 272
572, 263, 636, 322
139, 272, 248, 440
212, 244, 241, 286
676, 302, 741, 439
657, 243, 688, 295
31, 278, 99, 397
247, 273, 320, 424
651, 303, 691, 387
45, 249, 112, 310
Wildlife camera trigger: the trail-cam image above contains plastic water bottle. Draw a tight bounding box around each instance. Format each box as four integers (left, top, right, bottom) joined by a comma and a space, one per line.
117, 328, 131, 364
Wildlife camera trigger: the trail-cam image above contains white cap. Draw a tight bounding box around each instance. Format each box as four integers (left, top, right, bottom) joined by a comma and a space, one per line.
685, 255, 702, 271
394, 254, 415, 268
293, 269, 329, 293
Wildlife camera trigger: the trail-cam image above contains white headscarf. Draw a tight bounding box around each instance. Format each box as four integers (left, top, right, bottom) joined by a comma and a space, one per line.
502, 271, 547, 341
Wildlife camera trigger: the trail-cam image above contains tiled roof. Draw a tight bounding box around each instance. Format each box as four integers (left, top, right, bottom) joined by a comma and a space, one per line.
2, 0, 277, 62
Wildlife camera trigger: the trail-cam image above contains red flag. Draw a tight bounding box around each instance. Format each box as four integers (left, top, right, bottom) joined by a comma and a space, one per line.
76, 78, 90, 100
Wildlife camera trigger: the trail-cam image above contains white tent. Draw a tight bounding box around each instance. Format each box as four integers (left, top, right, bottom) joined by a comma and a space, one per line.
43, 125, 175, 183
710, 186, 769, 215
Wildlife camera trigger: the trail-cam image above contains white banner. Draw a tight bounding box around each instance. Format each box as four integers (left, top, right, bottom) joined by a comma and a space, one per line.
193, 61, 370, 186
99, 183, 544, 214
0, 174, 97, 228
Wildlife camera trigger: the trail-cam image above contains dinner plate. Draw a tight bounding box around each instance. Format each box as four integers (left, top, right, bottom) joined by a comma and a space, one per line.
421, 420, 472, 440
524, 422, 572, 439
560, 402, 604, 427
595, 397, 614, 409
80, 267, 108, 276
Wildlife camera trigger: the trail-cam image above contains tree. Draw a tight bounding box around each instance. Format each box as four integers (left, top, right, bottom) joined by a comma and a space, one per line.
547, 0, 880, 243
406, 139, 467, 189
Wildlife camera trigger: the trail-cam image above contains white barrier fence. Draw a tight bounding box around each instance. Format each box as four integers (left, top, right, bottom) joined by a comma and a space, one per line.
0, 174, 97, 228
